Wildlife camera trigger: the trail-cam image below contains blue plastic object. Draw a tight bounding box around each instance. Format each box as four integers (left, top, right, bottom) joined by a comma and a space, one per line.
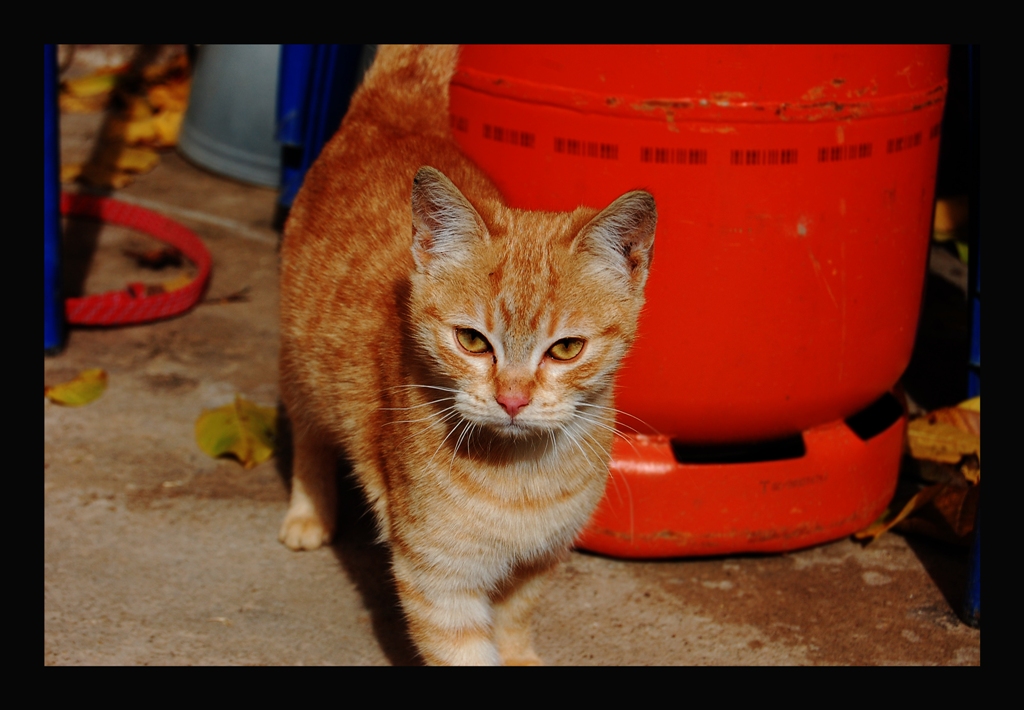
276, 44, 363, 209
44, 43, 64, 354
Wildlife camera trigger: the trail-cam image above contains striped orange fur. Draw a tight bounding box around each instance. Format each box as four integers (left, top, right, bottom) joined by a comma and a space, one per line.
279, 45, 656, 665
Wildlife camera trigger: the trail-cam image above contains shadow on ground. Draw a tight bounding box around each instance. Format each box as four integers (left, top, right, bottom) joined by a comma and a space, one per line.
273, 409, 420, 665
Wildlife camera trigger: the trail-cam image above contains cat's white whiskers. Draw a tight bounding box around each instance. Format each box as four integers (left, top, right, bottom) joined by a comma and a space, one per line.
561, 420, 606, 470
572, 422, 634, 529
572, 410, 626, 438
381, 397, 456, 411
387, 384, 461, 395
392, 407, 463, 449
571, 411, 640, 456
448, 419, 477, 479
385, 403, 461, 427
576, 402, 659, 436
559, 427, 590, 464
578, 427, 611, 467
428, 414, 470, 469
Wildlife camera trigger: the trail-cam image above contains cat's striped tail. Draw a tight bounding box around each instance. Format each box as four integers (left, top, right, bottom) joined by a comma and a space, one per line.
347, 44, 459, 137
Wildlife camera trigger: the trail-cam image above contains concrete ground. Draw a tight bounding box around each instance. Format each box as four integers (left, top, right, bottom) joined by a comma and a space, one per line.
45, 83, 980, 666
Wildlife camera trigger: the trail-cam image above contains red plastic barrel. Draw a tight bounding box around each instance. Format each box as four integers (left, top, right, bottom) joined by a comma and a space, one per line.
450, 46, 948, 556
452, 45, 946, 441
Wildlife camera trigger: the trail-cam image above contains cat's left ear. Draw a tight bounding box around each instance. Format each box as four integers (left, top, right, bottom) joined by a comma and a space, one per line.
575, 191, 657, 291
411, 166, 488, 274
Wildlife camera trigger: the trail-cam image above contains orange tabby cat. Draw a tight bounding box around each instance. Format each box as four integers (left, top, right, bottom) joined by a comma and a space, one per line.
278, 45, 656, 665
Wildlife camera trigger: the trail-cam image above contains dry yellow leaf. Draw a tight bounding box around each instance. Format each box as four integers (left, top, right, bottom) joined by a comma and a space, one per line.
45, 368, 108, 406
125, 96, 156, 121
69, 144, 161, 188
147, 80, 191, 113
940, 404, 981, 439
152, 110, 184, 147
62, 71, 120, 98
195, 395, 277, 470
103, 98, 159, 144
60, 163, 84, 183
59, 92, 109, 114
112, 145, 160, 173
161, 274, 194, 292
906, 420, 978, 463
101, 96, 184, 149
106, 116, 158, 145
906, 412, 980, 464
58, 70, 123, 113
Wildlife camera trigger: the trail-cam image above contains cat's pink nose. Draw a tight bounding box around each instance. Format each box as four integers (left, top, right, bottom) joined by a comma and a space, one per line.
496, 392, 531, 418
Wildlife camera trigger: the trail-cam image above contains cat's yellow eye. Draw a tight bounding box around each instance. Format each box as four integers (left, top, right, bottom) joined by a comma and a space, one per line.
456, 328, 492, 354
548, 338, 585, 361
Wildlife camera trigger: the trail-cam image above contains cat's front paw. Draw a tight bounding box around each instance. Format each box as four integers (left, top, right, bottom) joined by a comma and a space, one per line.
279, 510, 333, 551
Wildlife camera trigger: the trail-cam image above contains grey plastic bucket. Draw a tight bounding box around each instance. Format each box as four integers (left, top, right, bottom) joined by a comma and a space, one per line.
178, 45, 281, 187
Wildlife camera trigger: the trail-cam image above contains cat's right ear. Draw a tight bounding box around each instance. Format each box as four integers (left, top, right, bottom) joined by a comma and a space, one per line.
574, 190, 657, 292
411, 167, 488, 274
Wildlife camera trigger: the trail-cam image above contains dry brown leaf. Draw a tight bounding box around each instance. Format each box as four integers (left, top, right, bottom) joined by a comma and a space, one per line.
960, 456, 981, 485
859, 396, 980, 545
854, 484, 944, 543
895, 483, 979, 546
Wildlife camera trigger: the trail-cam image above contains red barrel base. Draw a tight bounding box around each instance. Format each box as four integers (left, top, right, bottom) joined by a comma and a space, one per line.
577, 404, 904, 559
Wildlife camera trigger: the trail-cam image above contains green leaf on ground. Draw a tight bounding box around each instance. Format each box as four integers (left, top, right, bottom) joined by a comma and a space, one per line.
195, 395, 276, 469
45, 368, 108, 406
